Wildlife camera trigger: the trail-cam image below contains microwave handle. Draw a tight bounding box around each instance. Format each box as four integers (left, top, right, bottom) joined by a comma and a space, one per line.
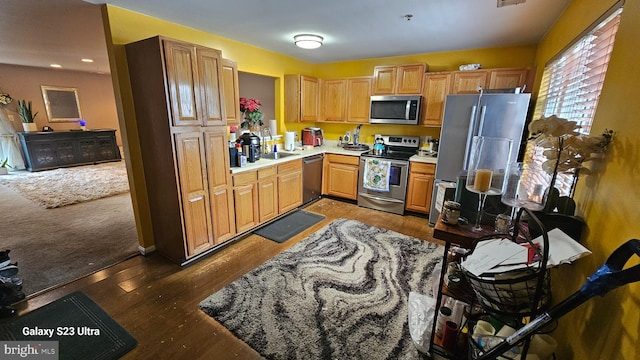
405, 101, 411, 120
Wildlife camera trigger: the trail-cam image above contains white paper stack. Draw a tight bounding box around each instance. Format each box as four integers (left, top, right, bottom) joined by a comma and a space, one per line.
461, 228, 591, 277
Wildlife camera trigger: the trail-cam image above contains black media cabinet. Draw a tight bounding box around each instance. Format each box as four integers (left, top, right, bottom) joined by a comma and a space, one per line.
18, 130, 121, 171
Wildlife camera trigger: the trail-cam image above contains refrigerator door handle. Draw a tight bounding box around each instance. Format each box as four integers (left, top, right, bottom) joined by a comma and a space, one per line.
463, 105, 478, 169
477, 105, 488, 135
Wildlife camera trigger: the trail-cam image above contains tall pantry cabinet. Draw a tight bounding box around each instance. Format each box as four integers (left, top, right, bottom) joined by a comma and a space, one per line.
125, 36, 235, 264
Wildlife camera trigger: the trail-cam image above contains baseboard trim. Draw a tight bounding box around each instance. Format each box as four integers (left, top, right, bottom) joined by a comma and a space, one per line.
138, 245, 156, 255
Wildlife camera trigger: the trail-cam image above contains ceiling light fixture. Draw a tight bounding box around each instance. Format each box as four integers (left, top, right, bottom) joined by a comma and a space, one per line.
81, 58, 94, 63
294, 34, 323, 49
497, 0, 526, 7
50, 64, 62, 68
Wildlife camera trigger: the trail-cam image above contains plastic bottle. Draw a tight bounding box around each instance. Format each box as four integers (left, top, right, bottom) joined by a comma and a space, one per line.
236, 143, 246, 167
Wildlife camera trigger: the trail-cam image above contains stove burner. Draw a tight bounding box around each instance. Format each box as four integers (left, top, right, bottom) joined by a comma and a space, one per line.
361, 147, 417, 161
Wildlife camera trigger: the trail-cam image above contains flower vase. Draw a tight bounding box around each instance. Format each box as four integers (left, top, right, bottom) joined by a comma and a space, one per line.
81, 125, 87, 131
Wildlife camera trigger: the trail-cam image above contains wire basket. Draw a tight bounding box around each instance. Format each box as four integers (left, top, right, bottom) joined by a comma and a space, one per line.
462, 208, 552, 317
463, 267, 551, 317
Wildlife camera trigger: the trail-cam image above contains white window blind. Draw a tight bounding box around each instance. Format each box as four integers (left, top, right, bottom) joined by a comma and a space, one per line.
527, 2, 623, 197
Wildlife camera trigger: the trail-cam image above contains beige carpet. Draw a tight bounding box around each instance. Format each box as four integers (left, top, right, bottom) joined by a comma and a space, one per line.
0, 161, 129, 208
0, 163, 140, 296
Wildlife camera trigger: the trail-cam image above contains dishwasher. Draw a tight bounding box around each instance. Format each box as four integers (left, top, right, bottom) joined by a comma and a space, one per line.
302, 154, 323, 205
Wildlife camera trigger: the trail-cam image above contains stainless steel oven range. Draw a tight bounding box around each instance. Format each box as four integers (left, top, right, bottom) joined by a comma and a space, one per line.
357, 135, 420, 215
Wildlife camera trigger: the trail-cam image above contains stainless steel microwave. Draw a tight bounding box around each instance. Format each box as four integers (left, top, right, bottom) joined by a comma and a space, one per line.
369, 95, 421, 125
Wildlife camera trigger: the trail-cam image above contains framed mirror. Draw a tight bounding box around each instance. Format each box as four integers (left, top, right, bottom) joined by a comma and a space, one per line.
41, 86, 83, 122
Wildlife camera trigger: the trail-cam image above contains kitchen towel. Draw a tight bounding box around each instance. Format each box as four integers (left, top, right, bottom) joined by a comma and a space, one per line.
363, 158, 391, 192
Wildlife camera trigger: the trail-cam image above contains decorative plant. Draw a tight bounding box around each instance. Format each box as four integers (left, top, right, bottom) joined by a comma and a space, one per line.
239, 97, 263, 129
0, 158, 11, 174
528, 115, 614, 214
17, 100, 38, 123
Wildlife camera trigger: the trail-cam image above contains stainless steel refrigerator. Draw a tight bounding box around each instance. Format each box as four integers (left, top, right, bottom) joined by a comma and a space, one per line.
429, 93, 531, 225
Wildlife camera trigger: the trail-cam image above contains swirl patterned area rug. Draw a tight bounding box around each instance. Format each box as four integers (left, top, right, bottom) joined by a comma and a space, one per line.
199, 218, 444, 359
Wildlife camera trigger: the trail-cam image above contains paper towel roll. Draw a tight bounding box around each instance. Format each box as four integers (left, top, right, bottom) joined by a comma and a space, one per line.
285, 131, 296, 151
268, 119, 277, 136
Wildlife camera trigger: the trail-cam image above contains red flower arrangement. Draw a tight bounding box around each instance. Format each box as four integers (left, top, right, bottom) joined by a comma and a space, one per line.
239, 97, 263, 129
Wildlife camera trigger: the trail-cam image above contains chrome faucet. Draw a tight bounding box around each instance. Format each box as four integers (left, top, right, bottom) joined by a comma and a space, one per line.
353, 124, 362, 145
261, 127, 273, 154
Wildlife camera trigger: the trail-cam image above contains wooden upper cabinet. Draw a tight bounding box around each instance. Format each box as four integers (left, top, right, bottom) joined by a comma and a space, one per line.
373, 64, 426, 95
163, 40, 201, 126
321, 79, 347, 122
222, 58, 240, 126
300, 76, 320, 121
489, 68, 530, 90
163, 39, 225, 126
372, 66, 397, 95
346, 77, 372, 123
285, 74, 319, 122
197, 47, 225, 126
421, 72, 452, 127
452, 70, 488, 94
396, 64, 426, 94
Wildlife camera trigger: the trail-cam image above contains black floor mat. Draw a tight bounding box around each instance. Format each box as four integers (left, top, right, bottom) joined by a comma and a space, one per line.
0, 291, 137, 360
254, 210, 325, 243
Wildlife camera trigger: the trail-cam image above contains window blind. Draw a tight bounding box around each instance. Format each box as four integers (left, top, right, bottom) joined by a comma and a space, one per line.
527, 2, 623, 197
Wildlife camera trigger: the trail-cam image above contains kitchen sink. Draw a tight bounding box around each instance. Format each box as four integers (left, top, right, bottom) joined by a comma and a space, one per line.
261, 152, 297, 160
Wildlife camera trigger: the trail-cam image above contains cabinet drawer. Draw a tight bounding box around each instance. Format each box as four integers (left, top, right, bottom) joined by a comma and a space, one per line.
233, 170, 257, 186
410, 162, 435, 175
326, 154, 359, 166
258, 165, 276, 179
277, 159, 302, 174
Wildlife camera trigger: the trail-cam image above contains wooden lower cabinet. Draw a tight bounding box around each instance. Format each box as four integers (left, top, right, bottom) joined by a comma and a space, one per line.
174, 131, 215, 256
233, 171, 259, 234
203, 127, 236, 244
277, 159, 303, 213
406, 162, 436, 214
258, 166, 278, 223
232, 159, 302, 235
323, 154, 359, 200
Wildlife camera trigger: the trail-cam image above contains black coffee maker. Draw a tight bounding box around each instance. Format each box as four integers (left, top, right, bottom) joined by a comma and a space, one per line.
237, 133, 261, 163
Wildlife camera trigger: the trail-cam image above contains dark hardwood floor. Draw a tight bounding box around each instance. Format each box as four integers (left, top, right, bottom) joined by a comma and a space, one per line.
13, 198, 442, 359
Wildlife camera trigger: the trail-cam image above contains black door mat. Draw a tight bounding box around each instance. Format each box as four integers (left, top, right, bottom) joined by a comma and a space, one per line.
0, 291, 137, 360
254, 210, 325, 243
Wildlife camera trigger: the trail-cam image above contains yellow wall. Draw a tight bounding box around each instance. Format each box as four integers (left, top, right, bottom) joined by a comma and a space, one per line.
103, 1, 640, 356
534, 0, 640, 358
103, 5, 539, 250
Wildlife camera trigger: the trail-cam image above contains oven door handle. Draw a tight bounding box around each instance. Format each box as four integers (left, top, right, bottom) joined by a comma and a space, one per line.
358, 192, 405, 204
